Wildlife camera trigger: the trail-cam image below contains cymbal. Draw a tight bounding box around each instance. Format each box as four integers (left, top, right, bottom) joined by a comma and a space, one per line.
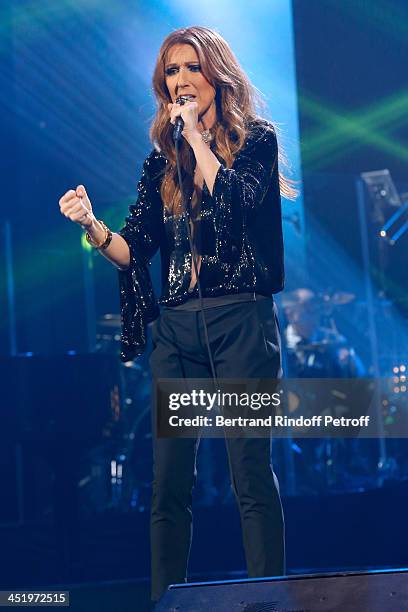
321, 292, 356, 306
282, 288, 316, 308
282, 289, 355, 308
98, 314, 121, 328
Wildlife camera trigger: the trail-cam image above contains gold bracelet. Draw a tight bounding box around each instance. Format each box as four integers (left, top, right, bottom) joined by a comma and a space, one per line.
86, 220, 113, 250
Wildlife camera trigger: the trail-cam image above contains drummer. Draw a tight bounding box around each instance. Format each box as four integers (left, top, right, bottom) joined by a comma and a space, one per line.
282, 288, 365, 378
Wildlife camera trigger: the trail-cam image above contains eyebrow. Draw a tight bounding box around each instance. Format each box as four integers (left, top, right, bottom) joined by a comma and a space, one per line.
165, 61, 200, 68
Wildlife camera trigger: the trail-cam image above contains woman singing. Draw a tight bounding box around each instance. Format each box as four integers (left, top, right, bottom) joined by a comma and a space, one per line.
59, 26, 292, 604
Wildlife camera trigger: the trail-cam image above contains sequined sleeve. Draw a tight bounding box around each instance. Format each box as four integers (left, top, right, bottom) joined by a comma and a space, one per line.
117, 150, 165, 361
211, 123, 278, 260
119, 151, 164, 261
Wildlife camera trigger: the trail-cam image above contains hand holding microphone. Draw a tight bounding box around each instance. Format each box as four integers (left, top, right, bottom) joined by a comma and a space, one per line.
168, 95, 199, 142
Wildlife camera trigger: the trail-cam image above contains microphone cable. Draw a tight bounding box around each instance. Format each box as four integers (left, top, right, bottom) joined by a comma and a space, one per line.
173, 96, 218, 386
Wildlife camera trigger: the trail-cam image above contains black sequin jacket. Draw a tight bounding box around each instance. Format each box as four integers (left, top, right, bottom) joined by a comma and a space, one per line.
118, 119, 284, 360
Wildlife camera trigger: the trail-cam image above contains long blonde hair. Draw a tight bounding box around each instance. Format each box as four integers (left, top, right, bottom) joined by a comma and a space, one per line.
150, 26, 296, 213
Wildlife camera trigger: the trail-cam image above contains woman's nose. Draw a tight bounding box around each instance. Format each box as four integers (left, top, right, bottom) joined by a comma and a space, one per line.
176, 66, 189, 88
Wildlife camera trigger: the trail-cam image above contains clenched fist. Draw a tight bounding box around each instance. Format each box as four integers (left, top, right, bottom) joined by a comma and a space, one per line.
167, 100, 199, 144
59, 185, 94, 229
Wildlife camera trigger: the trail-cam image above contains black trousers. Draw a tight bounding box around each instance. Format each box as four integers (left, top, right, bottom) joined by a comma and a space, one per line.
149, 296, 285, 602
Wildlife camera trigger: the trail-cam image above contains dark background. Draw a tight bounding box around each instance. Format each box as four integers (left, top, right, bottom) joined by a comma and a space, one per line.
0, 0, 407, 601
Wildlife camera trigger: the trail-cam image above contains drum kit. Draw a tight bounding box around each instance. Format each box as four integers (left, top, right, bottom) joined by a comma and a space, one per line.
281, 287, 363, 379
80, 314, 153, 513
277, 288, 376, 494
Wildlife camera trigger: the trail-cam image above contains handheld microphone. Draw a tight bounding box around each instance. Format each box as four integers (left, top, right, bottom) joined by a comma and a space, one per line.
173, 94, 194, 142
